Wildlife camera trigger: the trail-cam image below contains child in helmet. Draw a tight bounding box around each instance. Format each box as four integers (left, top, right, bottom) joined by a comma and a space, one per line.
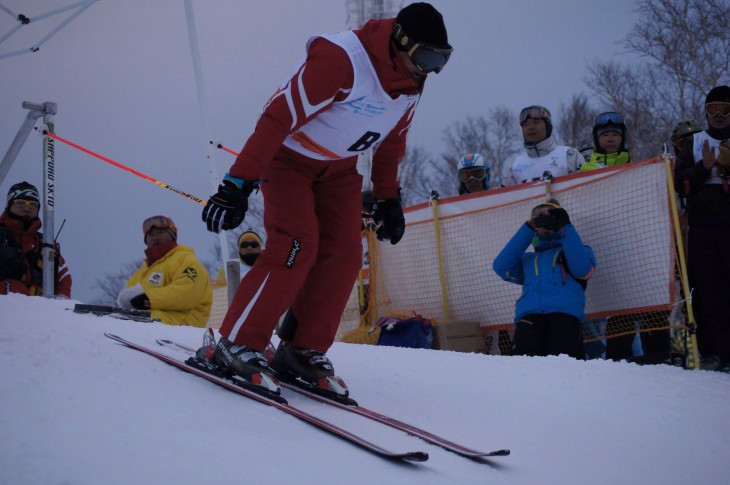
670, 119, 703, 156
579, 112, 631, 172
457, 153, 490, 194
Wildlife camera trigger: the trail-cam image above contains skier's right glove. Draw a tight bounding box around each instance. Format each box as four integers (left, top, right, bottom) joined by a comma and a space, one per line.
202, 173, 255, 233
372, 198, 405, 245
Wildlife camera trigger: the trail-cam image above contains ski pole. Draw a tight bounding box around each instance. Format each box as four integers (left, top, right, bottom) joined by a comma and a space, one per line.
211, 141, 239, 157
43, 130, 207, 206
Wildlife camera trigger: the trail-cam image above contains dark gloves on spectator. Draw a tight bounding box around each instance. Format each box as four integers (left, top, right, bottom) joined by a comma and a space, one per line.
531, 207, 571, 231
0, 246, 26, 281
373, 198, 405, 245
202, 173, 255, 233
717, 140, 730, 168
129, 293, 151, 310
117, 283, 145, 309
548, 207, 571, 230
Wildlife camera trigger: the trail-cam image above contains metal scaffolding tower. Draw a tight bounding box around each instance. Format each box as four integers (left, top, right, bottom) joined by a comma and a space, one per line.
345, 0, 398, 29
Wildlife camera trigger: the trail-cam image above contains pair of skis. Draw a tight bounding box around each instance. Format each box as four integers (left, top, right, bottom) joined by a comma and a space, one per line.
104, 333, 510, 463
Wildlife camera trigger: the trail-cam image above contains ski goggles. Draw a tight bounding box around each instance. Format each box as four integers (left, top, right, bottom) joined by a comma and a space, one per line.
595, 112, 624, 126
706, 102, 730, 117
394, 24, 452, 74
519, 106, 551, 125
143, 215, 177, 235
239, 241, 260, 249
11, 199, 40, 208
458, 167, 489, 182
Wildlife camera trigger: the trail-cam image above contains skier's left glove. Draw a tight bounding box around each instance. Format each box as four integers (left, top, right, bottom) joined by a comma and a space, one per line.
202, 173, 255, 233
373, 198, 405, 245
117, 283, 144, 308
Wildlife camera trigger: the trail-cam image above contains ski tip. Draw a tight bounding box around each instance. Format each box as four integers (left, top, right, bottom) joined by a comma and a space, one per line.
485, 449, 510, 457
403, 451, 429, 462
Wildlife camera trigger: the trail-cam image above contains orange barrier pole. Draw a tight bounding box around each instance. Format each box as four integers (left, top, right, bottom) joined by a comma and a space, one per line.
45, 131, 207, 206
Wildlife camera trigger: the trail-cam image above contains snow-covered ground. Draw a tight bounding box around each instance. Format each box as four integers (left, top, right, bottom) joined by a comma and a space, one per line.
1, 292, 729, 484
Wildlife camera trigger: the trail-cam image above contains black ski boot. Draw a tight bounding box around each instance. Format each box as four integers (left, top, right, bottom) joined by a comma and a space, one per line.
271, 341, 353, 404
214, 337, 270, 378
271, 341, 334, 381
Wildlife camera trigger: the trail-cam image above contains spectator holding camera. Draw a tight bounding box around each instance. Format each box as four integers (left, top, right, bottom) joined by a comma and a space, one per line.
493, 202, 595, 358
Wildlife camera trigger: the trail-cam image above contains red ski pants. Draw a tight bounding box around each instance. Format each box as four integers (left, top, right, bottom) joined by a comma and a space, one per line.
220, 151, 364, 353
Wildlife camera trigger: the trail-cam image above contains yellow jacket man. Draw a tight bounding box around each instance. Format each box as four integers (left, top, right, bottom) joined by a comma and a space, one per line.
118, 215, 212, 327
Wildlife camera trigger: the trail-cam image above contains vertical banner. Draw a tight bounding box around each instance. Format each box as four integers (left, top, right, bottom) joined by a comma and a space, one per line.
41, 102, 58, 297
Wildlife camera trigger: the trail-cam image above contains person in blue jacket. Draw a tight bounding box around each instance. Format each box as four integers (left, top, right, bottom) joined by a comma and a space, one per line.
493, 202, 595, 358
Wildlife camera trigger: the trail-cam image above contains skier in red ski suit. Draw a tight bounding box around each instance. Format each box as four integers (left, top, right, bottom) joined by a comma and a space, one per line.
202, 3, 452, 382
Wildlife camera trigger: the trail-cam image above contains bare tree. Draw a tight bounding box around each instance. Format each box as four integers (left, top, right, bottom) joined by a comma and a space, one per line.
626, 0, 730, 111
557, 93, 595, 147
398, 144, 446, 207
440, 106, 520, 189
92, 261, 142, 304
585, 0, 730, 159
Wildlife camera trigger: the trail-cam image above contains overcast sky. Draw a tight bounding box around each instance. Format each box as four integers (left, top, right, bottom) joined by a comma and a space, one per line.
0, 1, 640, 302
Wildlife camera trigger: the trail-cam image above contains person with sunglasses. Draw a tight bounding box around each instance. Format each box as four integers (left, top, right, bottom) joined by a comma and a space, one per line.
457, 153, 491, 194
579, 112, 632, 172
0, 181, 72, 298
674, 85, 730, 373
501, 105, 584, 186
198, 3, 452, 386
215, 229, 264, 284
117, 215, 212, 327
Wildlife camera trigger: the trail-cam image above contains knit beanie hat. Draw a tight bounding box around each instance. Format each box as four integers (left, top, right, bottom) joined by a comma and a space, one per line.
238, 230, 263, 248
6, 181, 39, 211
395, 2, 449, 48
706, 85, 730, 105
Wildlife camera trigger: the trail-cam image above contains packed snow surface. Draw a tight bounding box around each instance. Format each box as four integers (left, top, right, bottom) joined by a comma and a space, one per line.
1, 293, 729, 484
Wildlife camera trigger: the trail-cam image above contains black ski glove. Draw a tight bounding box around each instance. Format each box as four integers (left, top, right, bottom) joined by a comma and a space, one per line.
373, 198, 405, 245
129, 293, 151, 310
547, 207, 571, 230
202, 173, 255, 233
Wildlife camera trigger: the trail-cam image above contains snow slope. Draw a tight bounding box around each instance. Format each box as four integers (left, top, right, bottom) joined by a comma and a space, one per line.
1, 293, 729, 484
